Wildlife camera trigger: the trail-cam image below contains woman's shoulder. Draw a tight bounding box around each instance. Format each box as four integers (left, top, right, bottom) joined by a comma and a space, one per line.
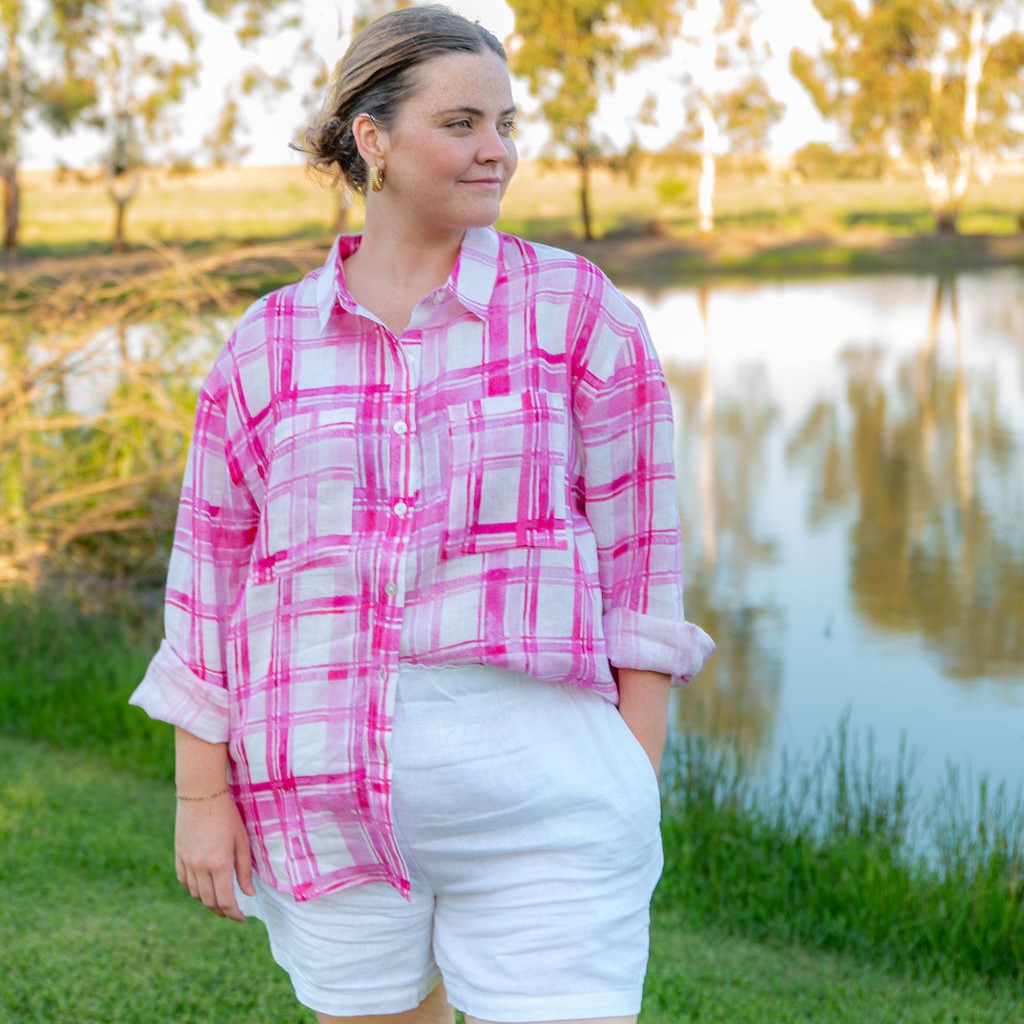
495, 229, 603, 281
494, 230, 635, 316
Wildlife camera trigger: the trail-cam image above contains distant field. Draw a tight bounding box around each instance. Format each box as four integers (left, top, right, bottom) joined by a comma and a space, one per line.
19, 159, 1024, 258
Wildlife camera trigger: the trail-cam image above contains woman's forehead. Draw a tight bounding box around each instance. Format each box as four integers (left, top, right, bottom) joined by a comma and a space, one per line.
406, 50, 514, 110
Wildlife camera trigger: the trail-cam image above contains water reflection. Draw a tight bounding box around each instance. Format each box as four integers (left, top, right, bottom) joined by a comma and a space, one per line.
664, 290, 784, 761
634, 270, 1024, 795
790, 278, 1023, 683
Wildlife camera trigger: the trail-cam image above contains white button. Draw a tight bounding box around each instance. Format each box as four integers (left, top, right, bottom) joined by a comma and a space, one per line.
393, 421, 408, 435
393, 501, 409, 517
384, 582, 399, 597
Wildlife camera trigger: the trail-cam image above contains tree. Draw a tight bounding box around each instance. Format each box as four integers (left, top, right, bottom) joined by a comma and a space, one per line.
506, 0, 678, 240
0, 0, 27, 258
0, 1, 98, 258
16, 0, 204, 254
202, 0, 364, 230
676, 0, 783, 233
791, 1, 1024, 233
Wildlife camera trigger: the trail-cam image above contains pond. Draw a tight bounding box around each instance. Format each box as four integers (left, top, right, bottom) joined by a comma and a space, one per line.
630, 269, 1024, 799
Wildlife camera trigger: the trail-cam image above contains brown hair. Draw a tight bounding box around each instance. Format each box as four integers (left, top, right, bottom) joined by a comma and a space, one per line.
297, 5, 507, 194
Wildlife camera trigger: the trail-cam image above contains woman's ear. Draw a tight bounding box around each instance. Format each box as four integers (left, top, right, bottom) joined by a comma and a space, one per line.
352, 113, 386, 167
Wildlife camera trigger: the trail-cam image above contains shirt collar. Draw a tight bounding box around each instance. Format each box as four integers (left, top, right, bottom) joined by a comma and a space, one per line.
448, 226, 500, 320
315, 227, 501, 331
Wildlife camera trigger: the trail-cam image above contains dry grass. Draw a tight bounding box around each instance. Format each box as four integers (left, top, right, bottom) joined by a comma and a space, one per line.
19, 159, 1024, 259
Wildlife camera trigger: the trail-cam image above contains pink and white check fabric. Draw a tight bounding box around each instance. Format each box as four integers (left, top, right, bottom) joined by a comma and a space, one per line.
131, 226, 714, 901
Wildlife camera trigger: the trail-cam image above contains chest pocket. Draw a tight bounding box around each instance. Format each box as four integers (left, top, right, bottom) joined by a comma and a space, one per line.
253, 407, 358, 579
442, 391, 570, 560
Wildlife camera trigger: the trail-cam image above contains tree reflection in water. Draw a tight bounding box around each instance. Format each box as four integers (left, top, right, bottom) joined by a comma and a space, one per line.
646, 271, 1024, 784
787, 277, 1024, 684
665, 286, 784, 764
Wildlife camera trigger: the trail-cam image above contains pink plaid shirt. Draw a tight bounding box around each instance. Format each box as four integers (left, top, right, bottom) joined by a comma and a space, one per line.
131, 226, 713, 901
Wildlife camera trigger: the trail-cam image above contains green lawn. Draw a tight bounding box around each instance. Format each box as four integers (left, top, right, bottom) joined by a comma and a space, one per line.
2, 734, 1020, 1023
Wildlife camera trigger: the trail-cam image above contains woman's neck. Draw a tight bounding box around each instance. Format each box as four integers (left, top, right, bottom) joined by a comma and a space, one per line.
342, 219, 467, 335
358, 216, 465, 292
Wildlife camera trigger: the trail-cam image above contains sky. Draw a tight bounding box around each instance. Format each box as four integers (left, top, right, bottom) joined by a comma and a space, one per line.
23, 0, 838, 170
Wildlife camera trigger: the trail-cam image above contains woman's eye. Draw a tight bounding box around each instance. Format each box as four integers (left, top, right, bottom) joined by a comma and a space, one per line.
500, 120, 519, 137
448, 119, 473, 130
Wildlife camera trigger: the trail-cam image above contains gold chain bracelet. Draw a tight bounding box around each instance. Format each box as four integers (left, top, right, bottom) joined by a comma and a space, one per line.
175, 786, 230, 802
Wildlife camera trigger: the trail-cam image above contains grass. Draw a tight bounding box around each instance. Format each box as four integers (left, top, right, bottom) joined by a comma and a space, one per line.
1, 592, 1022, 1021
2, 733, 1022, 1024
658, 732, 1024, 983
0, 587, 171, 780
11, 161, 1024, 282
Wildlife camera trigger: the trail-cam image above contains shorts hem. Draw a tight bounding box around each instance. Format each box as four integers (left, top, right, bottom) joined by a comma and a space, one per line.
295, 971, 443, 1018
449, 984, 642, 1023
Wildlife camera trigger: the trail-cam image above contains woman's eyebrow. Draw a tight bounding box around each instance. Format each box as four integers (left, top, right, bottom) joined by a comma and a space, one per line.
435, 105, 518, 119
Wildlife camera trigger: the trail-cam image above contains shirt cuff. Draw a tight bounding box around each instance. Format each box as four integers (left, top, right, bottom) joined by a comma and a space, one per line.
128, 638, 231, 743
604, 606, 715, 686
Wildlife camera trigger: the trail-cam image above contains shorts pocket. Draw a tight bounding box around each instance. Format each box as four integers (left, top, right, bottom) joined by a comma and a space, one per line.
442, 392, 570, 560
253, 407, 357, 578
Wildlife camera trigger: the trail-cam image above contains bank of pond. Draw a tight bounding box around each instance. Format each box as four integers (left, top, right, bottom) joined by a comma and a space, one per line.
0, 590, 1020, 988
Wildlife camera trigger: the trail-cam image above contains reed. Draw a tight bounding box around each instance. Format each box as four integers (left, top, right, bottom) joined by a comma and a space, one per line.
658, 726, 1024, 983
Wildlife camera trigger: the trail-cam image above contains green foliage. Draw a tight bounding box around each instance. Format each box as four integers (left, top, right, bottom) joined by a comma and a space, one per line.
654, 174, 691, 209
658, 725, 1024, 983
506, 0, 678, 238
792, 141, 887, 181
0, 254, 228, 582
791, 0, 1024, 230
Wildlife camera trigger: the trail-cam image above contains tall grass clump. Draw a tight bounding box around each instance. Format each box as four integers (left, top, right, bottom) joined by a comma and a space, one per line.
658, 720, 1024, 984
0, 586, 171, 780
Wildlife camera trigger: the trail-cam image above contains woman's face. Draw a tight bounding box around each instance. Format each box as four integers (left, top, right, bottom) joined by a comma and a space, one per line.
373, 49, 519, 238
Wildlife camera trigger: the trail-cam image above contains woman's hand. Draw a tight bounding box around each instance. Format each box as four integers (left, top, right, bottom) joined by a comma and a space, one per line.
175, 792, 254, 922
616, 667, 672, 780
174, 727, 255, 922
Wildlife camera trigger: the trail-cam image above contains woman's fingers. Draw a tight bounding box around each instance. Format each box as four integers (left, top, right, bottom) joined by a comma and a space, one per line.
175, 798, 250, 920
235, 828, 256, 897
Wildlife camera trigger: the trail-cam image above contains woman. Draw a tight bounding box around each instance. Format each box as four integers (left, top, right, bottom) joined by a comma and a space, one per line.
131, 6, 713, 1023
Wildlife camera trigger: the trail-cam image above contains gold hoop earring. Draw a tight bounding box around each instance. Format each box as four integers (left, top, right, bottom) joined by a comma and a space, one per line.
369, 165, 384, 193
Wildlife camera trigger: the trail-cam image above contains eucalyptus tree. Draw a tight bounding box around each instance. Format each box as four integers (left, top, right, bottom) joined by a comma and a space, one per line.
202, 0, 366, 229
0, 0, 27, 257
0, 0, 94, 257
791, 0, 1024, 233
506, 0, 679, 240
676, 0, 783, 233
90, 0, 203, 251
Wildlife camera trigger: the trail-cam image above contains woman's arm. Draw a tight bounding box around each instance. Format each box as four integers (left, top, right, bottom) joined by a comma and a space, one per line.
174, 727, 255, 922
616, 667, 671, 780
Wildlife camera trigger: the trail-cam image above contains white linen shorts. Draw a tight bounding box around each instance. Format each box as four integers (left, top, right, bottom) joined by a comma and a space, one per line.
235, 663, 664, 1022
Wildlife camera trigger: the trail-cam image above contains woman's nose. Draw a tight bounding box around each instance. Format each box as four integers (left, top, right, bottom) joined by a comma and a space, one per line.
478, 126, 514, 163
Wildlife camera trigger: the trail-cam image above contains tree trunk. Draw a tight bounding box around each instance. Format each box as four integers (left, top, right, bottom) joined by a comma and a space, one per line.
112, 198, 128, 253
578, 155, 593, 241
3, 26, 24, 260
697, 98, 717, 234
922, 159, 960, 235
107, 171, 140, 254
2, 165, 19, 259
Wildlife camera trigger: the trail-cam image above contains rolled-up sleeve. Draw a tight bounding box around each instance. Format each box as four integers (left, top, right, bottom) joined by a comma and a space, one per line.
130, 360, 260, 741
573, 283, 714, 686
